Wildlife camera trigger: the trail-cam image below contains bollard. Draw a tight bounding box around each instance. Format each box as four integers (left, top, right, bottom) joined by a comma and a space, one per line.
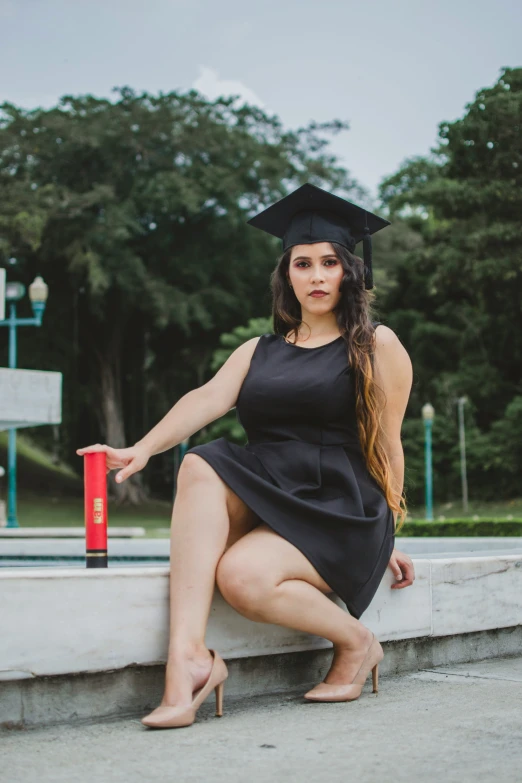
84, 453, 108, 568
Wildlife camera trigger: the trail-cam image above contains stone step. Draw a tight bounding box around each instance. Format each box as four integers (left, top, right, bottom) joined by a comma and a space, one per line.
2, 626, 522, 730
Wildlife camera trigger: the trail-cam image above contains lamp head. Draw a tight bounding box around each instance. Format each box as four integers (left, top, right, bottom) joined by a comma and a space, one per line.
5, 281, 26, 302
28, 276, 49, 304
422, 403, 435, 421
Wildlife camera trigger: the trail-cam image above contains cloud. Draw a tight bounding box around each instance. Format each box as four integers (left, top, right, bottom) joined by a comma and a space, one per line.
192, 66, 267, 109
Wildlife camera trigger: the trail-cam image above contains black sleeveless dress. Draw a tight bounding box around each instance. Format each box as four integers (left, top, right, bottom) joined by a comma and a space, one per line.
184, 325, 395, 619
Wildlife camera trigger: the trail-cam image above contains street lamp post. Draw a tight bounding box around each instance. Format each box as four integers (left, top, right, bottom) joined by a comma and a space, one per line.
0, 275, 49, 527
457, 396, 469, 513
422, 402, 435, 522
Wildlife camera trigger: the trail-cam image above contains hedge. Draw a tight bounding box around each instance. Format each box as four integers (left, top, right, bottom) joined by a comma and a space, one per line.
396, 519, 522, 537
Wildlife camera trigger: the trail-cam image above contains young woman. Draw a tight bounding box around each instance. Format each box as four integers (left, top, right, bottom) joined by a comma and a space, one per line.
77, 183, 415, 729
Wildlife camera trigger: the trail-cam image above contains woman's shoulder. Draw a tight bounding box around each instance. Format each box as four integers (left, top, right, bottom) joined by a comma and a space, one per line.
372, 322, 398, 343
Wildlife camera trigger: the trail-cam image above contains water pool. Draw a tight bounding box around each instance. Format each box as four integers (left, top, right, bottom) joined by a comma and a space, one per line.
2, 535, 522, 568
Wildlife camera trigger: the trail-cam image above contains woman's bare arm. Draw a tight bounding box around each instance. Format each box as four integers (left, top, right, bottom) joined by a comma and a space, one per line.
135, 336, 262, 458
372, 325, 416, 589
372, 325, 413, 528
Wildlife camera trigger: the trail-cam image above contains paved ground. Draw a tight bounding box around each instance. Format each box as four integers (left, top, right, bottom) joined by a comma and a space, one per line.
3, 655, 522, 783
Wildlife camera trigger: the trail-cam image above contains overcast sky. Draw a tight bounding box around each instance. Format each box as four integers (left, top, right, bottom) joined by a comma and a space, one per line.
1, 0, 520, 203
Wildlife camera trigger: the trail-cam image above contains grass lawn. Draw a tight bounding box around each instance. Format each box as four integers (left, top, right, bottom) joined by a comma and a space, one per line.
406, 497, 522, 521
4, 493, 521, 538
9, 493, 173, 534
0, 433, 174, 534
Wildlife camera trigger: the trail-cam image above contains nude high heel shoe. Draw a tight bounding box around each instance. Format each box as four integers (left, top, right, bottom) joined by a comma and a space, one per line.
303, 632, 384, 702
141, 649, 228, 728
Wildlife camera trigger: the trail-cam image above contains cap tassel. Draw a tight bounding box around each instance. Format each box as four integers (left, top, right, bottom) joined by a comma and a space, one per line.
362, 219, 374, 290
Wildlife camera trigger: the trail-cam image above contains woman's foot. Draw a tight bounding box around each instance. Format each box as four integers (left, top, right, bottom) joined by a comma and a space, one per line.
303, 627, 383, 702
141, 649, 228, 728
321, 625, 374, 685
158, 645, 214, 709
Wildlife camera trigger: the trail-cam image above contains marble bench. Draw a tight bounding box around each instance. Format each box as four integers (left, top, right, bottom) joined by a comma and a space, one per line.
1, 547, 522, 728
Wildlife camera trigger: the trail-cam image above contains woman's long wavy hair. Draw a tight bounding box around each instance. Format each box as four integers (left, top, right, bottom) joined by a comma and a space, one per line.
270, 242, 408, 533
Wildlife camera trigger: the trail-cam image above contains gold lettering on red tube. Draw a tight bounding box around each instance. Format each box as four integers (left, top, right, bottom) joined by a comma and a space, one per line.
93, 497, 104, 524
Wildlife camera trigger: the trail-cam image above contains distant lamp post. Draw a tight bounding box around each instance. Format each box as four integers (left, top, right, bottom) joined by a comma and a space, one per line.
28, 276, 49, 320
457, 396, 469, 514
0, 465, 6, 526
0, 273, 49, 527
422, 402, 435, 521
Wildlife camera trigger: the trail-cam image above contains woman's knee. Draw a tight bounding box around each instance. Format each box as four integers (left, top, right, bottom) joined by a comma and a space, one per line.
216, 549, 272, 618
178, 453, 222, 488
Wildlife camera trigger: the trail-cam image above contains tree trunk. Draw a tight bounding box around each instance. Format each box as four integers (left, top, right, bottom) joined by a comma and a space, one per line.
95, 331, 148, 505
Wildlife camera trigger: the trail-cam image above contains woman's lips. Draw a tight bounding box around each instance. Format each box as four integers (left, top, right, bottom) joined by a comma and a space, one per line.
310, 292, 328, 297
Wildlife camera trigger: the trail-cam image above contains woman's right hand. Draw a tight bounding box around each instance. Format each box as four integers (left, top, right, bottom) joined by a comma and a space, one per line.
76, 443, 150, 483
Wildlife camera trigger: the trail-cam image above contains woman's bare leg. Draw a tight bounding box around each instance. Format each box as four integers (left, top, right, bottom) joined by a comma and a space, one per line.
159, 453, 260, 708
216, 524, 375, 686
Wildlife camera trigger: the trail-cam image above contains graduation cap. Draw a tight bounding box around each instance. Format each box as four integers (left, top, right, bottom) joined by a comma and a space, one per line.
246, 183, 391, 289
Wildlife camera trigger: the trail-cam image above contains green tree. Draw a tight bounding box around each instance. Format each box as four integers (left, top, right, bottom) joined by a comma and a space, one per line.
378, 66, 522, 502
0, 87, 366, 502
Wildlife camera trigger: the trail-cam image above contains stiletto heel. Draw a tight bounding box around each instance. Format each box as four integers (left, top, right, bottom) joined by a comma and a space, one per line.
215, 680, 224, 717
303, 632, 384, 703
141, 649, 228, 728
372, 662, 379, 693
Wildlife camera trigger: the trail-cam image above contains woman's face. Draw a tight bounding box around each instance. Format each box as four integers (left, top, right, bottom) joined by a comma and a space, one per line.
287, 242, 344, 313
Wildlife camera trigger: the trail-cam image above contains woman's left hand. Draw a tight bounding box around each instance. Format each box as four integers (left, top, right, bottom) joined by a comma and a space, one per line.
388, 548, 415, 589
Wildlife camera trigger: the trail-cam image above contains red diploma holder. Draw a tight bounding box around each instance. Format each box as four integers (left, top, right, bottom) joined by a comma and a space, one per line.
84, 453, 108, 568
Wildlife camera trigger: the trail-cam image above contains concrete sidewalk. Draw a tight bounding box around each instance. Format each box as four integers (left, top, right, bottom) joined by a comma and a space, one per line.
3, 655, 522, 783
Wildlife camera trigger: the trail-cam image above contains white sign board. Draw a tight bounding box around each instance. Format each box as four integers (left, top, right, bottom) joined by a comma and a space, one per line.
0, 268, 5, 321
0, 368, 63, 430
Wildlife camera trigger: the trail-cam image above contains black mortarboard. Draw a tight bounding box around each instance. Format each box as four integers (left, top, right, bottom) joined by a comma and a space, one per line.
246, 183, 391, 289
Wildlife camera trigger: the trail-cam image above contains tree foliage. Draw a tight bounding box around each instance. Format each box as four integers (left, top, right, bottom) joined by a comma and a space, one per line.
378, 66, 522, 503
0, 87, 366, 501
2, 68, 520, 508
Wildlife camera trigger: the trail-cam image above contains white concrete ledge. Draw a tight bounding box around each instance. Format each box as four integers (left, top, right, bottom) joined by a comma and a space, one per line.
0, 527, 146, 538
1, 552, 522, 682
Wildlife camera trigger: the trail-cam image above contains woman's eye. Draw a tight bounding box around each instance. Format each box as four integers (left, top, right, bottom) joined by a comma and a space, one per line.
295, 259, 337, 268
